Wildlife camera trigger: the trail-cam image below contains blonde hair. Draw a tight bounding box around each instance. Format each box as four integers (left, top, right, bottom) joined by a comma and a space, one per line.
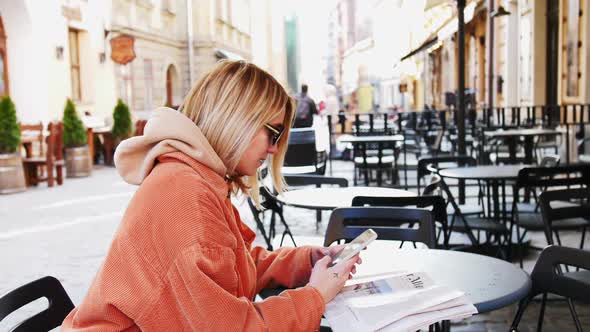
179, 60, 293, 202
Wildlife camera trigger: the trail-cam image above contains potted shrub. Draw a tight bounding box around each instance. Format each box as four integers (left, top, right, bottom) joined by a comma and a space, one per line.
63, 99, 91, 177
112, 99, 133, 143
0, 96, 26, 193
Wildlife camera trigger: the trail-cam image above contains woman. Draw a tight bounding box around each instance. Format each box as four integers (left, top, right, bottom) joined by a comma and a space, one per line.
61, 61, 360, 331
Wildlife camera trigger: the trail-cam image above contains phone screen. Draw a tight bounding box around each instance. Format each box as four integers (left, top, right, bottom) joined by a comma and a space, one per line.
329, 229, 377, 267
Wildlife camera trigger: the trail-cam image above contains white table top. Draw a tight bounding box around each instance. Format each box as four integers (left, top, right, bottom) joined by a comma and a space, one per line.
338, 135, 404, 143
354, 246, 531, 313
579, 154, 590, 163
484, 128, 562, 138
438, 165, 530, 180
277, 186, 416, 210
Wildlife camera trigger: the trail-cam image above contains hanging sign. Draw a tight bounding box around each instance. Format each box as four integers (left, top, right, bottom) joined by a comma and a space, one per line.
110, 35, 136, 65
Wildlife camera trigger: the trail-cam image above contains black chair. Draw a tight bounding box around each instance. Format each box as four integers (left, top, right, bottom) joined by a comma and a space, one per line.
421, 156, 485, 217
539, 188, 590, 249
247, 186, 296, 251
351, 195, 449, 248
510, 246, 590, 332
323, 207, 436, 249
283, 128, 327, 175
416, 155, 475, 193
0, 276, 74, 332
515, 154, 561, 213
435, 177, 508, 251
352, 141, 398, 187
510, 165, 590, 266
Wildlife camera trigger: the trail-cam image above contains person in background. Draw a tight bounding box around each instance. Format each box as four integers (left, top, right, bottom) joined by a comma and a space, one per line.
293, 84, 318, 128
61, 60, 360, 331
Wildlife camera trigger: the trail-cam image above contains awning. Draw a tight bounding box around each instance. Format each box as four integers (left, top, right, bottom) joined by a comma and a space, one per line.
215, 48, 244, 60
424, 0, 449, 11
437, 1, 477, 41
400, 36, 439, 61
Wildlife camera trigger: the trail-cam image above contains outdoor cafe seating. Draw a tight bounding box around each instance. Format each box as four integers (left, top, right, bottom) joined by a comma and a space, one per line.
22, 122, 65, 187
19, 122, 44, 158
283, 127, 327, 175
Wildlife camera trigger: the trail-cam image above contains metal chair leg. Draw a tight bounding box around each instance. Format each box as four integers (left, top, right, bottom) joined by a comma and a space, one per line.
510, 296, 531, 331
567, 299, 584, 332
536, 293, 547, 332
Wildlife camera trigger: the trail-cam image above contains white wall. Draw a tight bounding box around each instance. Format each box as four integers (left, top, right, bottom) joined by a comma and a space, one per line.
1, 0, 118, 124
0, 0, 50, 124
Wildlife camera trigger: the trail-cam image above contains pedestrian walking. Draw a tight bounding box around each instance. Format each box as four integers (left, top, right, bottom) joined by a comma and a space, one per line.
293, 84, 318, 128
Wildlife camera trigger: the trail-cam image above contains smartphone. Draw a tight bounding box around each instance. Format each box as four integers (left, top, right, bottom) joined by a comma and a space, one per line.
329, 229, 378, 267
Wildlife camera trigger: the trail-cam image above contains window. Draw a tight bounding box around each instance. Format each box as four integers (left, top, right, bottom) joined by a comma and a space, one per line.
119, 64, 133, 106
68, 29, 81, 100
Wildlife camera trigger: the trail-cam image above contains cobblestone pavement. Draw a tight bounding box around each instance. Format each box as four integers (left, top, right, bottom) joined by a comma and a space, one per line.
0, 160, 588, 331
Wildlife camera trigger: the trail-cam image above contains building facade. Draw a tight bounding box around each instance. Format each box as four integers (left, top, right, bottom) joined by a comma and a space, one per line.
0, 0, 258, 125
326, 0, 410, 113
399, 0, 590, 111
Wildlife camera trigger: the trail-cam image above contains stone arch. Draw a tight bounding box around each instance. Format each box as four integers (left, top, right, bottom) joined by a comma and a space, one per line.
164, 63, 180, 107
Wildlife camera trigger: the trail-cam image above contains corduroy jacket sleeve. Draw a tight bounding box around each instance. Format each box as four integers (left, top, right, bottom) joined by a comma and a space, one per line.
251, 246, 315, 291
138, 244, 325, 332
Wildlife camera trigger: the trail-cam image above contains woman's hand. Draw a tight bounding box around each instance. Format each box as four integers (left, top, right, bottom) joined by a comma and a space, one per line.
307, 254, 362, 304
310, 245, 347, 266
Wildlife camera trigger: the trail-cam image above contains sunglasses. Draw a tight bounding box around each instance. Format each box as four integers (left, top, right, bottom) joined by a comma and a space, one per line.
263, 123, 285, 146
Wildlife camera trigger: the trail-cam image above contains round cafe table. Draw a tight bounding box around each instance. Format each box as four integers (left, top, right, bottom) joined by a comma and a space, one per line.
354, 246, 532, 313
276, 186, 415, 211
261, 247, 531, 315
484, 128, 563, 164
438, 164, 526, 181
439, 165, 529, 222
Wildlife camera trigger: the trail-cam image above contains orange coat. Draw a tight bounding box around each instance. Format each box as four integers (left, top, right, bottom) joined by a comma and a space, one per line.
61, 152, 325, 331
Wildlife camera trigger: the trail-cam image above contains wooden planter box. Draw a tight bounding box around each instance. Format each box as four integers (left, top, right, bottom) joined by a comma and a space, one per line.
0, 153, 27, 194
65, 145, 92, 178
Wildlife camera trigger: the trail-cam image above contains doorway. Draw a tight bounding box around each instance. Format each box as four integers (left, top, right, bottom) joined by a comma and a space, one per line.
0, 16, 9, 96
165, 65, 178, 107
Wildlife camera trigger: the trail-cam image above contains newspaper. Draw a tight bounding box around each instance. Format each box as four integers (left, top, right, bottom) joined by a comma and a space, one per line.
324, 272, 478, 332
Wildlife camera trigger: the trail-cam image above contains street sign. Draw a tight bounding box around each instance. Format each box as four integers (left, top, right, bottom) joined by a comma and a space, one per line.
110, 35, 136, 65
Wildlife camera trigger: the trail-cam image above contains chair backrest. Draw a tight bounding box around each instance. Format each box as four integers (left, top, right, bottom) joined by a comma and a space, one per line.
514, 164, 590, 192
416, 155, 476, 192
351, 195, 447, 232
539, 154, 560, 167
134, 119, 148, 136
0, 276, 74, 332
323, 207, 436, 248
529, 245, 590, 303
46, 122, 64, 164
422, 174, 442, 196
539, 188, 590, 245
284, 174, 348, 188
20, 122, 44, 156
284, 128, 318, 167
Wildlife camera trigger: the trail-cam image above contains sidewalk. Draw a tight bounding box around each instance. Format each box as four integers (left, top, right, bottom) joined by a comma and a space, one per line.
0, 160, 587, 331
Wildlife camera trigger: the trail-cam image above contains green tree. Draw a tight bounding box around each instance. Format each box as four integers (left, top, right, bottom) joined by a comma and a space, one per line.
112, 99, 132, 141
0, 96, 21, 154
62, 99, 87, 147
